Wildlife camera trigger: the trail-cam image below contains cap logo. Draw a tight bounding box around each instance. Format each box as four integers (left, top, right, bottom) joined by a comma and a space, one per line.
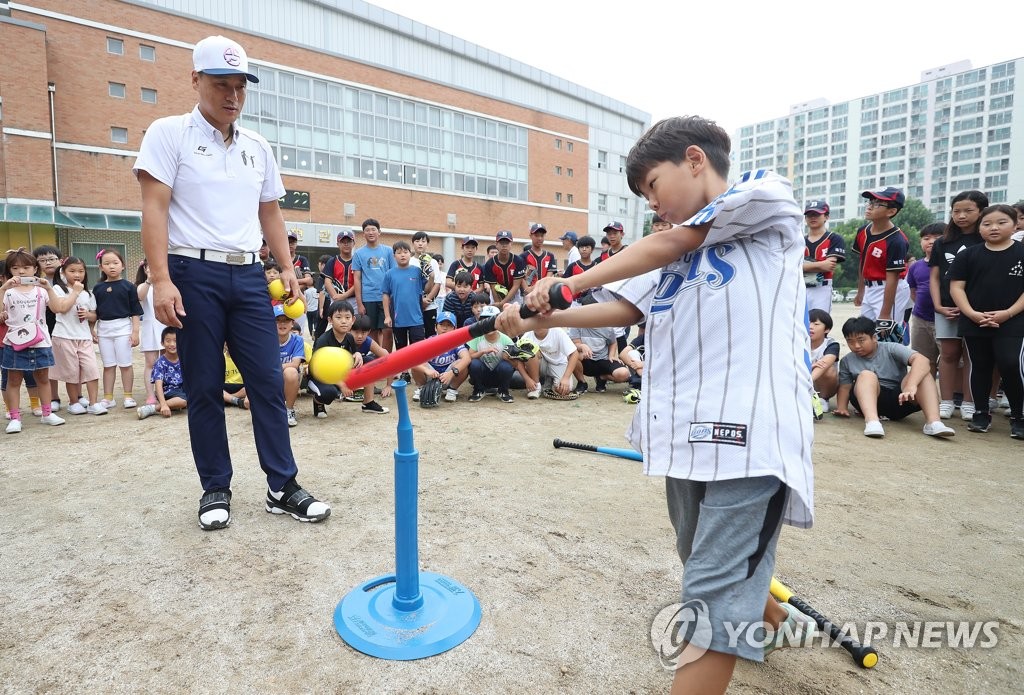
223, 47, 241, 66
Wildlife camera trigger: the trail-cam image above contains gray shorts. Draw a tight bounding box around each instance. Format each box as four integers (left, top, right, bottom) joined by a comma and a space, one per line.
665, 475, 787, 662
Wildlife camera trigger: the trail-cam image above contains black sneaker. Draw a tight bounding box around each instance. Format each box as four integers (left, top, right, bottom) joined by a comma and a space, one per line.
198, 490, 232, 531
265, 478, 331, 522
313, 399, 327, 419
468, 390, 484, 402
498, 391, 514, 403
361, 400, 390, 414
967, 412, 992, 433
595, 379, 608, 393
574, 381, 589, 394
1010, 419, 1024, 440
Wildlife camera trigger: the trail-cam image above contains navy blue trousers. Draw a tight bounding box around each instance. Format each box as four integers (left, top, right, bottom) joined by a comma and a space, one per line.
170, 255, 297, 492
469, 358, 513, 391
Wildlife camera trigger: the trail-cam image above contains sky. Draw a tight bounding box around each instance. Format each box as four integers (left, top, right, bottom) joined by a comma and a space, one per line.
368, 0, 1020, 134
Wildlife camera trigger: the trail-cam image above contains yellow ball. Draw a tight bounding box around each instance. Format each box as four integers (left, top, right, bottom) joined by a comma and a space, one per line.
268, 279, 287, 300
283, 299, 305, 319
309, 347, 354, 384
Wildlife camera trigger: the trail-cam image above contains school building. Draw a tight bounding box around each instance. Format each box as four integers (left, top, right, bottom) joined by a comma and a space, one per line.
0, 0, 650, 273
733, 58, 1024, 222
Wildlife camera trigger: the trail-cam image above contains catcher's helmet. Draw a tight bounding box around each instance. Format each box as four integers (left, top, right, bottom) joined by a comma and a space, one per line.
419, 378, 443, 408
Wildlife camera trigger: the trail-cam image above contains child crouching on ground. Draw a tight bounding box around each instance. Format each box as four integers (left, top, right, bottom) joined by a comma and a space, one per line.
138, 327, 187, 419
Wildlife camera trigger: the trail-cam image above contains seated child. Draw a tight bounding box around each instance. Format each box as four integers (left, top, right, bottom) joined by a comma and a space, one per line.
274, 305, 306, 427
442, 271, 476, 329
462, 292, 490, 328
347, 314, 391, 414
466, 305, 516, 402
138, 327, 187, 419
568, 325, 631, 393
808, 308, 840, 409
411, 311, 471, 403
521, 325, 579, 400
834, 316, 955, 439
222, 343, 248, 409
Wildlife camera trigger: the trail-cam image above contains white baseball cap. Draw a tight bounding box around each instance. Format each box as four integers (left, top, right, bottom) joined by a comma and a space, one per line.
193, 35, 259, 83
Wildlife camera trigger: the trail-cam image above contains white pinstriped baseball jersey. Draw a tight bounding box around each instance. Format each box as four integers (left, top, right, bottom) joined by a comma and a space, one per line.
600, 170, 814, 528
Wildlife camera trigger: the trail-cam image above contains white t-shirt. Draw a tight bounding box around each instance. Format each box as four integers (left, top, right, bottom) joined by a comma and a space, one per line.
51, 286, 96, 341
565, 246, 581, 268
132, 106, 285, 253
523, 328, 575, 367
3, 287, 51, 348
601, 170, 815, 529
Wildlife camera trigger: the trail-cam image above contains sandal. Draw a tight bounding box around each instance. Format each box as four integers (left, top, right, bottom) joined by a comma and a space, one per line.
265, 479, 331, 523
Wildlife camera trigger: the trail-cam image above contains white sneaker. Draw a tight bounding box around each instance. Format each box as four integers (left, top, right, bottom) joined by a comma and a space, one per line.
923, 421, 956, 438
286, 408, 298, 427
50, 400, 61, 412
939, 400, 955, 419
6, 419, 22, 434
819, 398, 830, 413
413, 388, 421, 402
100, 399, 117, 409
864, 420, 885, 438
137, 404, 157, 420
444, 388, 458, 402
88, 403, 109, 416
40, 413, 65, 426
66, 403, 88, 415
78, 396, 90, 407
32, 408, 43, 417
960, 402, 976, 421
527, 385, 542, 399
123, 397, 138, 409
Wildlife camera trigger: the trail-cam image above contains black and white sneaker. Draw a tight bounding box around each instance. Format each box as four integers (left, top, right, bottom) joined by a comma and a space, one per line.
574, 381, 589, 395
199, 490, 232, 530
313, 399, 327, 419
266, 479, 330, 522
1010, 418, 1024, 440
361, 400, 390, 414
594, 379, 608, 393
468, 390, 484, 402
498, 391, 514, 403
967, 412, 992, 433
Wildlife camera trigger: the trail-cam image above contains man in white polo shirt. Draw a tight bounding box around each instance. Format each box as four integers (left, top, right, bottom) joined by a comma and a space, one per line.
134, 35, 330, 530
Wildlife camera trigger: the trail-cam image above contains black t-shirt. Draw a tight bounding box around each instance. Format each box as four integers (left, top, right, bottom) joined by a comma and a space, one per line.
928, 232, 984, 307
313, 329, 356, 352
948, 242, 1024, 337
93, 279, 144, 320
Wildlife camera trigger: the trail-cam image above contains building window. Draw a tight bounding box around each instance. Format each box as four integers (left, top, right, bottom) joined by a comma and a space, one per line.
107, 37, 124, 55
555, 165, 562, 175
555, 192, 562, 203
619, 197, 629, 215
598, 193, 607, 213
110, 127, 128, 144
555, 138, 562, 149
567, 193, 574, 204
139, 45, 156, 61
567, 141, 573, 152
597, 150, 607, 169
619, 155, 627, 173
108, 82, 125, 99
141, 88, 157, 104
567, 168, 573, 178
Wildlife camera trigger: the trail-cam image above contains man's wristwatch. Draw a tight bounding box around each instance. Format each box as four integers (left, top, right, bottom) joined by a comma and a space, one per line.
450, 366, 460, 376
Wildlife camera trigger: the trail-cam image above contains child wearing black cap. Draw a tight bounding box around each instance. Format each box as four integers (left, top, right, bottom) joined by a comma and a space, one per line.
802, 200, 846, 314
853, 187, 911, 342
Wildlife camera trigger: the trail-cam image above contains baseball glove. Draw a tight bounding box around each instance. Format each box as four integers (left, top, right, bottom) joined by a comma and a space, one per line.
419, 378, 443, 408
623, 388, 641, 405
492, 283, 509, 300
504, 341, 534, 362
514, 337, 539, 360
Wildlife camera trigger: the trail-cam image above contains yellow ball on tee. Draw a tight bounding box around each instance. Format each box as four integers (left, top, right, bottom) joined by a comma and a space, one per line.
283, 299, 305, 319
309, 346, 354, 384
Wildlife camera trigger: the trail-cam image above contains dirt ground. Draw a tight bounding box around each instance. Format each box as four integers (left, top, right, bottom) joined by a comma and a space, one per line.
2, 301, 1022, 694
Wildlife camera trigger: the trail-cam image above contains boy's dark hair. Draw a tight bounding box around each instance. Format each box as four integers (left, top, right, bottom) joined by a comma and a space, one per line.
600, 236, 610, 246
32, 245, 62, 259
392, 240, 411, 253
980, 204, 1020, 227
576, 235, 596, 249
943, 190, 989, 242
471, 292, 489, 305
411, 231, 430, 242
453, 270, 473, 286
919, 222, 945, 239
486, 244, 497, 253
328, 299, 354, 316
842, 316, 877, 339
160, 326, 177, 342
808, 308, 833, 331
318, 254, 332, 266
432, 253, 443, 264
351, 314, 372, 331
263, 260, 281, 273
626, 116, 732, 197
362, 218, 380, 230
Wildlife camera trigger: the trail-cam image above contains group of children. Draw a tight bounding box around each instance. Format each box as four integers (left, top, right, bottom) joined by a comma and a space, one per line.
807, 193, 1024, 440
1, 245, 187, 433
